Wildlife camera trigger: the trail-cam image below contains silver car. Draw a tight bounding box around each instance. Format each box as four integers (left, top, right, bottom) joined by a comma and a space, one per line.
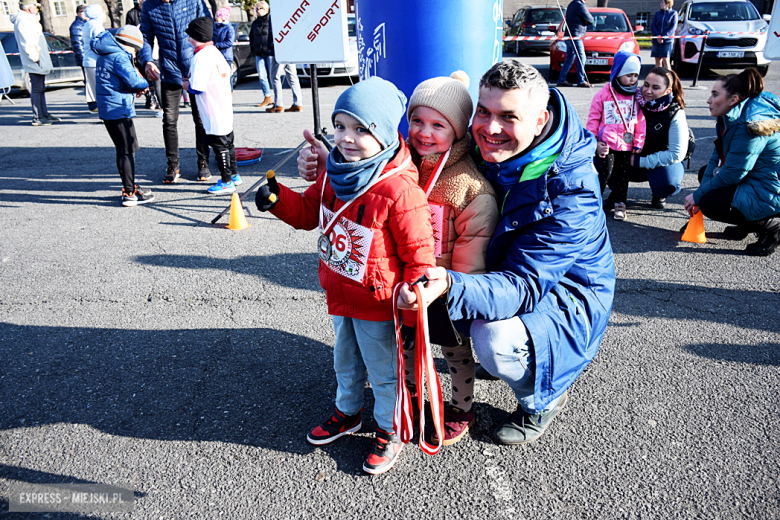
671, 0, 771, 77
1, 31, 83, 93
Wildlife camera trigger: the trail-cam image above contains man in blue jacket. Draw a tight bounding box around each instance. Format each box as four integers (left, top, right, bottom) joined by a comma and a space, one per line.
397, 61, 616, 445
139, 0, 212, 183
557, 0, 593, 88
69, 5, 87, 70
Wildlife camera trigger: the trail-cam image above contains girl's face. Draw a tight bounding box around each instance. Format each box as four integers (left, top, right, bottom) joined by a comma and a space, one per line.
707, 80, 740, 118
333, 113, 383, 162
618, 73, 639, 87
642, 73, 672, 101
408, 106, 456, 157
660, 1, 668, 10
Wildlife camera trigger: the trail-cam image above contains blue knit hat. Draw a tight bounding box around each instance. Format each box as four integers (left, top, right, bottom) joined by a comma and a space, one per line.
332, 76, 407, 150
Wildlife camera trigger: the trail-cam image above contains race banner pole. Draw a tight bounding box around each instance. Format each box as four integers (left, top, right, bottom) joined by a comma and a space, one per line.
310, 65, 332, 151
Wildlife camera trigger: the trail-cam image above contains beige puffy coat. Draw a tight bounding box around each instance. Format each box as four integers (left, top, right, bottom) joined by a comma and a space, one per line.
12, 9, 53, 75
411, 133, 498, 275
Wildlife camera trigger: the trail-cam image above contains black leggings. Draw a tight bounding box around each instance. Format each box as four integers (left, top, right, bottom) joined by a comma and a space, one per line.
104, 118, 140, 193
595, 150, 632, 201
207, 132, 237, 183
699, 185, 779, 232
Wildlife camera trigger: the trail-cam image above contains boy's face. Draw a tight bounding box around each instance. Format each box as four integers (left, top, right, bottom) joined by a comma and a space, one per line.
408, 106, 456, 157
188, 36, 200, 48
333, 113, 383, 162
618, 73, 638, 87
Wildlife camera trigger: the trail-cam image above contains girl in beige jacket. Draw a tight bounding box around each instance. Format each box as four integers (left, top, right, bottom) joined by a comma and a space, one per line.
404, 71, 499, 445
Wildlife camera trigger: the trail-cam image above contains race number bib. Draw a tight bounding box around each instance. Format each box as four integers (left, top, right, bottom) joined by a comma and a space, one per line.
429, 203, 444, 258
320, 206, 374, 283
603, 100, 636, 126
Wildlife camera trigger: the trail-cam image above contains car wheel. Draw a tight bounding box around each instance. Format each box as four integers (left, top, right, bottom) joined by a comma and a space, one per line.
230, 61, 239, 89
548, 68, 559, 82
758, 65, 769, 77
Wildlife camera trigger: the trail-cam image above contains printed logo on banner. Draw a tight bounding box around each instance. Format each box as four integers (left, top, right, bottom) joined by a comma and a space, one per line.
765, 1, 780, 59
269, 0, 349, 64
492, 0, 504, 65
357, 18, 386, 80
429, 203, 444, 258
320, 206, 374, 282
604, 100, 637, 125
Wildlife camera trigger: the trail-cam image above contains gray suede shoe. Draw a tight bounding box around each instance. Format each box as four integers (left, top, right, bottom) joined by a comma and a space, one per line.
492, 391, 568, 445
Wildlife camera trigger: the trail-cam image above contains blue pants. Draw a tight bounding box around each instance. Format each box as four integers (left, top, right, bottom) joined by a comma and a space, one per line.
558, 39, 587, 85
471, 317, 565, 415
255, 55, 273, 97
332, 316, 397, 432
629, 162, 685, 199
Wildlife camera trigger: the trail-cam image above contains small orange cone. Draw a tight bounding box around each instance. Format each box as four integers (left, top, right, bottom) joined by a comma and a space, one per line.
682, 209, 706, 243
227, 192, 250, 231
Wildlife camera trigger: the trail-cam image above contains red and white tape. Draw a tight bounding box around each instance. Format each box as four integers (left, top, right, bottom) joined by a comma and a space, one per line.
6, 50, 74, 56
504, 31, 763, 41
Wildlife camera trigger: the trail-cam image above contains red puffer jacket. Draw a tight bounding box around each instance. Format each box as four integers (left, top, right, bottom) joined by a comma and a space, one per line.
271, 140, 435, 322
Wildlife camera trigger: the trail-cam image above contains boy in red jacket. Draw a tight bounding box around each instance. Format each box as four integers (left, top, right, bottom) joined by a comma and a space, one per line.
255, 77, 435, 475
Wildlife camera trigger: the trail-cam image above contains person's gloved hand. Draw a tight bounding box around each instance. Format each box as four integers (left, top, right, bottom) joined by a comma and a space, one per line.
255, 170, 280, 212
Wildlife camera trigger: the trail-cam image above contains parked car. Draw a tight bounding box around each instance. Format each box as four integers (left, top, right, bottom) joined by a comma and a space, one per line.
549, 8, 642, 82
505, 6, 563, 54
671, 0, 771, 77
296, 14, 357, 82
231, 21, 256, 88
2, 31, 83, 93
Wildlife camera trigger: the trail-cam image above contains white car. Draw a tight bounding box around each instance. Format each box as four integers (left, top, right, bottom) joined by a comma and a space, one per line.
296, 14, 357, 81
671, 0, 771, 76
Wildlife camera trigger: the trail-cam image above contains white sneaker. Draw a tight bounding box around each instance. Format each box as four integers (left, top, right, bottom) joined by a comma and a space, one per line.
613, 202, 627, 221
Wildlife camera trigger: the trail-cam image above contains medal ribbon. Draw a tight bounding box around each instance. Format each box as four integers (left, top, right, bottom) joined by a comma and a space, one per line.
318, 155, 412, 237
422, 148, 451, 198
392, 283, 445, 455
609, 85, 636, 141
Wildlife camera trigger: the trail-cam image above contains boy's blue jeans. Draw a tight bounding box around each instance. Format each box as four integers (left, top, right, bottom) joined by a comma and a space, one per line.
332, 316, 397, 433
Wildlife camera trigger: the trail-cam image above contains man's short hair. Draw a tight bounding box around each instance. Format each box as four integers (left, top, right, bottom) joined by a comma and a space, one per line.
479, 60, 549, 118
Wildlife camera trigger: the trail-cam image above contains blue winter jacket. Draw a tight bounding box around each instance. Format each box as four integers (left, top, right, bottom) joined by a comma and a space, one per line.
81, 4, 106, 68
694, 92, 780, 221
447, 89, 616, 411
94, 31, 149, 121
213, 22, 235, 63
651, 9, 678, 40
138, 0, 212, 86
69, 16, 86, 66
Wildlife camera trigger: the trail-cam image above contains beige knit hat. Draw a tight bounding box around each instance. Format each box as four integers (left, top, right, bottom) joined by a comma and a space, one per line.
407, 71, 473, 140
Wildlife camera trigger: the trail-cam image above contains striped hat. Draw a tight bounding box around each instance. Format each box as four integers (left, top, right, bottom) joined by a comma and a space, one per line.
115, 25, 144, 51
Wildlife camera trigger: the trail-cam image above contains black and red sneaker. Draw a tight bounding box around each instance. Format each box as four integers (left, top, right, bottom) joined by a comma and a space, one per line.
362, 429, 404, 475
306, 408, 362, 446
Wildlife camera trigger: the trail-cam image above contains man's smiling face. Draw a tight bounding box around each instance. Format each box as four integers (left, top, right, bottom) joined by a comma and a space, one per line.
471, 86, 548, 163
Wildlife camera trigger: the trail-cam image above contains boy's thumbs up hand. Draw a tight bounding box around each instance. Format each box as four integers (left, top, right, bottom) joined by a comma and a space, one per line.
255, 170, 280, 212
297, 129, 328, 182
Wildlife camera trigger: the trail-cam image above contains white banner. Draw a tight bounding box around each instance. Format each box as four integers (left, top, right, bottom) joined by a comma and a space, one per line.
765, 1, 780, 60
270, 0, 349, 64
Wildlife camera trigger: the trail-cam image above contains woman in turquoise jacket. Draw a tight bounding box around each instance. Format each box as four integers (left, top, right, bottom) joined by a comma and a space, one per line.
685, 68, 780, 256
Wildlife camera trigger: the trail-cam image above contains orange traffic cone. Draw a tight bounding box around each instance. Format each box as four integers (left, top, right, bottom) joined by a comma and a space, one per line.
681, 209, 706, 243
227, 192, 250, 231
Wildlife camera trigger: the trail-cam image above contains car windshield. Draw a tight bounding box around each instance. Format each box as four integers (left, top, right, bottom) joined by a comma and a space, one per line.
689, 2, 760, 21
588, 13, 630, 32
1, 33, 18, 53
527, 9, 562, 25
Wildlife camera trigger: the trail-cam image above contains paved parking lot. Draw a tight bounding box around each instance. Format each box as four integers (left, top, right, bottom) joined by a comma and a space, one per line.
1, 50, 779, 518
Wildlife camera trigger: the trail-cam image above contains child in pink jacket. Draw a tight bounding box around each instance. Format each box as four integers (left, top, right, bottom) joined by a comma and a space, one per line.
587, 50, 646, 221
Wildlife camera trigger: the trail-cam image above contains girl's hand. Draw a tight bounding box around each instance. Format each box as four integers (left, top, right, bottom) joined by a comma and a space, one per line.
684, 194, 697, 216
596, 141, 609, 158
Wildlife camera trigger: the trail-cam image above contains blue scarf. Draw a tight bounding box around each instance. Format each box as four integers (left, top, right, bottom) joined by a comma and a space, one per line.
326, 143, 400, 202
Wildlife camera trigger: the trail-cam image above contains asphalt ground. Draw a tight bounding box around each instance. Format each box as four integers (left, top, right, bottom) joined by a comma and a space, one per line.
1, 50, 779, 519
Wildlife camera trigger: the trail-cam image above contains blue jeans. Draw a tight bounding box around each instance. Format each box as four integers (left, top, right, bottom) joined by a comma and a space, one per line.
471, 317, 565, 415
255, 55, 273, 97
332, 316, 397, 432
558, 39, 587, 85
270, 57, 302, 108
629, 162, 685, 198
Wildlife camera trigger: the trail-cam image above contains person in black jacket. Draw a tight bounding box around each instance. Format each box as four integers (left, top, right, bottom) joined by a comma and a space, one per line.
249, 1, 273, 107
557, 0, 592, 88
125, 0, 141, 26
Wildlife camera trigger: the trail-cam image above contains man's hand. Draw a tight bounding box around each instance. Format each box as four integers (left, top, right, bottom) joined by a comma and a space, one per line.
596, 141, 609, 158
683, 193, 697, 216
396, 267, 449, 311
297, 129, 328, 182
145, 62, 160, 81
181, 78, 189, 91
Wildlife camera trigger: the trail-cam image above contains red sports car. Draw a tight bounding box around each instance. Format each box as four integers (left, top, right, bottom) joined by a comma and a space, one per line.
549, 8, 643, 82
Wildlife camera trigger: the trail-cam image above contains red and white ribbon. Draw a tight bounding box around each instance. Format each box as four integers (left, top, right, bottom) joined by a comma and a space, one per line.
503, 31, 763, 41
392, 283, 445, 456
